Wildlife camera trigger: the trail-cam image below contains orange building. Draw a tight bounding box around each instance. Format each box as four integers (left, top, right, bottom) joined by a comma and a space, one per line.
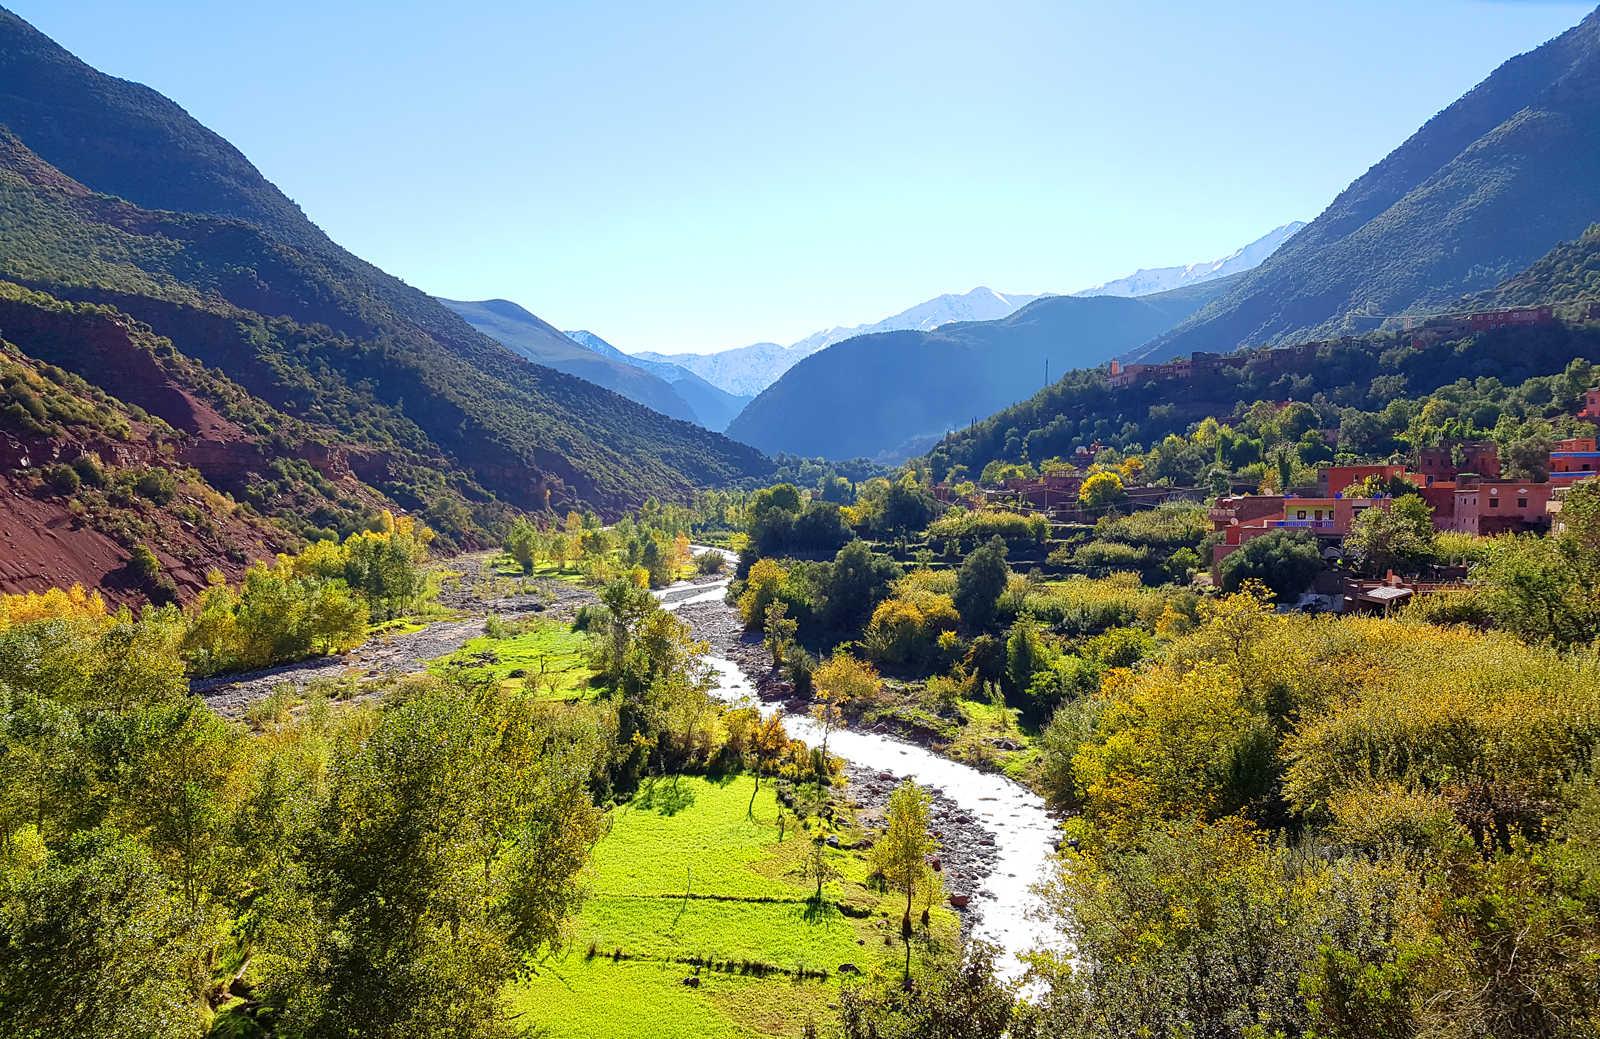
1579, 388, 1600, 420
1320, 464, 1419, 497
1474, 481, 1552, 534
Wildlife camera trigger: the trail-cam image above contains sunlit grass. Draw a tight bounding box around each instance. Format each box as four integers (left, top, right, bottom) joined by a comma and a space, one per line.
511, 775, 957, 1038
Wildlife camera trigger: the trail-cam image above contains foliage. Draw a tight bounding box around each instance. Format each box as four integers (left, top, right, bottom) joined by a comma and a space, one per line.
1343, 494, 1436, 577
954, 537, 1010, 632
1218, 529, 1322, 602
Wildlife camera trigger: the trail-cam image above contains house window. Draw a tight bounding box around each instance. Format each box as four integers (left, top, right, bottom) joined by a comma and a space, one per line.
1296, 510, 1306, 519
1489, 498, 1499, 509
1518, 497, 1528, 508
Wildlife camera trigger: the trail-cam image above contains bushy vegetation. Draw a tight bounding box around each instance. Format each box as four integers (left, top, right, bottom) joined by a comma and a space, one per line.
931, 322, 1600, 482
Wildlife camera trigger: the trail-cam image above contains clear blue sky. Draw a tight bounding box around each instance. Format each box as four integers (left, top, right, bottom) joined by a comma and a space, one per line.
11, 1, 1594, 353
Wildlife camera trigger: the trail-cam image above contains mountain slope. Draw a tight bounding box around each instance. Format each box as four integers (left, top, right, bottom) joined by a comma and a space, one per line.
438, 299, 699, 423
1471, 223, 1600, 308
1073, 222, 1304, 298
726, 278, 1236, 461
1134, 8, 1600, 361
0, 10, 769, 534
564, 330, 750, 431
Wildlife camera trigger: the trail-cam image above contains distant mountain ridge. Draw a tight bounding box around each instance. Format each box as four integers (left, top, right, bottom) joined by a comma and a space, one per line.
726, 276, 1238, 462
1132, 7, 1600, 362
564, 329, 750, 431
1073, 222, 1305, 298
640, 229, 1301, 397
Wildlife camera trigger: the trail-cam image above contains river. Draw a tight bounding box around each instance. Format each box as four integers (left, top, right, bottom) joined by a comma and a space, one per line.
658, 551, 1064, 980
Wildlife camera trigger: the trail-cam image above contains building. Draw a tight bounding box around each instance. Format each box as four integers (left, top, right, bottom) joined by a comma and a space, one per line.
1473, 480, 1553, 535
1415, 441, 1500, 483
1319, 463, 1419, 497
1210, 494, 1389, 578
1106, 359, 1148, 389
1551, 436, 1600, 486
1467, 306, 1555, 331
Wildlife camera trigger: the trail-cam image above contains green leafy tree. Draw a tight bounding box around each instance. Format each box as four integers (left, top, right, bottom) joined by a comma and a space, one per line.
0, 829, 205, 1039
955, 537, 1009, 631
1344, 494, 1436, 577
1218, 530, 1322, 602
871, 779, 942, 983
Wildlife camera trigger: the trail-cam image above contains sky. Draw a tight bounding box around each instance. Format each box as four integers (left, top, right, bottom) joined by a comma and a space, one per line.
10, 1, 1596, 354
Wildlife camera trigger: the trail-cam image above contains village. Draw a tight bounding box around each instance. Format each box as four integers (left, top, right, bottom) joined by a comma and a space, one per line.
931, 374, 1600, 615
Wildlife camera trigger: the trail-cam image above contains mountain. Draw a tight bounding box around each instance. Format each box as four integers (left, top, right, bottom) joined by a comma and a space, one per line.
638, 341, 807, 399
564, 330, 751, 431
1470, 222, 1600, 309
725, 278, 1236, 461
1133, 8, 1600, 362
786, 287, 1045, 355
437, 299, 700, 424
641, 227, 1302, 399
639, 288, 1043, 397
0, 7, 769, 588
1072, 222, 1304, 298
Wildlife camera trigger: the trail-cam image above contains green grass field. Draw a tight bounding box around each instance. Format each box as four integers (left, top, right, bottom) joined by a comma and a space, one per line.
427, 619, 596, 700
511, 776, 957, 1039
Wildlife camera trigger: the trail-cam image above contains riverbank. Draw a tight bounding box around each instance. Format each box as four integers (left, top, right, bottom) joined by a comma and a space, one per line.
657, 569, 1063, 978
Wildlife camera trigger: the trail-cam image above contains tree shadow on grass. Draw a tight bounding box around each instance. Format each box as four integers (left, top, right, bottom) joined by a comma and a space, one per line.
798, 898, 843, 929
635, 776, 697, 816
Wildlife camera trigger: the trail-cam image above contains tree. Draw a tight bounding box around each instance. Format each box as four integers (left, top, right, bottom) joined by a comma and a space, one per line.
814, 652, 881, 712
955, 537, 1009, 631
1344, 495, 1436, 577
839, 944, 1015, 1039
0, 829, 204, 1039
290, 680, 603, 1038
505, 519, 541, 574
737, 558, 788, 629
1218, 530, 1321, 602
747, 714, 789, 818
799, 835, 841, 902
593, 578, 658, 689
1004, 616, 1048, 700
871, 779, 941, 983
1078, 470, 1127, 512
763, 601, 798, 669
822, 541, 902, 635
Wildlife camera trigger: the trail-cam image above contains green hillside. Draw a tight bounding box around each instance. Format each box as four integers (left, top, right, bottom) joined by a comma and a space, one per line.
1134, 7, 1600, 361
727, 278, 1234, 461
0, 11, 771, 527
1473, 223, 1600, 308
929, 315, 1600, 480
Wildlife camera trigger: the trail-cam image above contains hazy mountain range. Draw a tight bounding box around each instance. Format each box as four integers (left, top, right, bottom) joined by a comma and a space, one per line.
726, 277, 1238, 462
634, 226, 1302, 398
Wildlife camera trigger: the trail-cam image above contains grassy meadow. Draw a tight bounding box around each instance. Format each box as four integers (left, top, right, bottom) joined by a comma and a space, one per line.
513, 776, 959, 1039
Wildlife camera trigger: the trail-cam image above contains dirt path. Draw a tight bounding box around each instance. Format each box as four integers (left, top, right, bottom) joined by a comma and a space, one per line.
197, 552, 596, 718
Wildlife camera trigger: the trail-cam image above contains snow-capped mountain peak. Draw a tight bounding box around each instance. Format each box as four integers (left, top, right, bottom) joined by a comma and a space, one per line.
1072, 222, 1305, 298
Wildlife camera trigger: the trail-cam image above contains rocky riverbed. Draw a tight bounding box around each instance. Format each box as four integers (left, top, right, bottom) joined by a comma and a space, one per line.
664, 586, 1025, 947
196, 553, 595, 718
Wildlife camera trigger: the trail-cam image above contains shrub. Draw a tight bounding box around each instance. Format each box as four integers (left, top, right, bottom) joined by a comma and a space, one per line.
1217, 529, 1322, 602
133, 468, 177, 505
43, 463, 80, 494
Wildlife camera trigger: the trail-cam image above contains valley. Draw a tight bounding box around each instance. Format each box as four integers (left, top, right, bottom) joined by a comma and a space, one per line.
6, 5, 1600, 1039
